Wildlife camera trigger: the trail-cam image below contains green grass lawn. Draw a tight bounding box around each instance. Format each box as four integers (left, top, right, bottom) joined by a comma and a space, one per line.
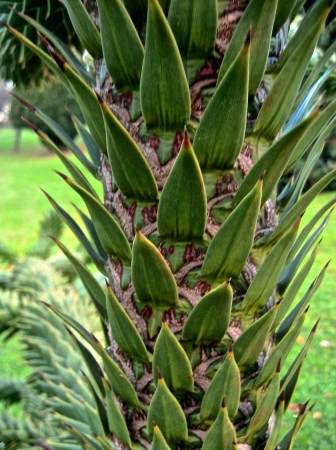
0, 127, 335, 448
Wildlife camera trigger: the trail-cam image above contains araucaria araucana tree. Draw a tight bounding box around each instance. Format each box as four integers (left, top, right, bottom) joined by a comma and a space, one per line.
1, 0, 336, 449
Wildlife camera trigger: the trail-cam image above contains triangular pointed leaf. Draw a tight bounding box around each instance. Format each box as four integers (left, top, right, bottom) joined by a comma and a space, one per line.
242, 222, 299, 311
62, 0, 102, 57
202, 399, 236, 450
273, 243, 318, 329
233, 111, 319, 207
200, 179, 261, 283
233, 303, 279, 367
168, 0, 217, 82
218, 0, 277, 95
247, 363, 281, 435
140, 0, 190, 132
201, 347, 240, 421
147, 374, 188, 443
96, 0, 144, 92
157, 132, 206, 240
102, 377, 132, 448
106, 282, 149, 363
182, 281, 232, 344
57, 173, 132, 263
255, 311, 306, 389
70, 112, 102, 167
99, 97, 158, 202
42, 190, 107, 273
151, 424, 171, 450
44, 303, 141, 408
63, 62, 107, 152
194, 35, 250, 169
277, 263, 328, 340
278, 213, 330, 294
254, 1, 331, 141
50, 237, 107, 320
152, 322, 193, 392
132, 230, 178, 307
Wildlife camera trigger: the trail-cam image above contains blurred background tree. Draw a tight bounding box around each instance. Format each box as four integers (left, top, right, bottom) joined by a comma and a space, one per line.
9, 80, 83, 153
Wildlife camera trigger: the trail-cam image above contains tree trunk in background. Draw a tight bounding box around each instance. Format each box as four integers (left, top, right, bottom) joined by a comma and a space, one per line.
12, 127, 22, 153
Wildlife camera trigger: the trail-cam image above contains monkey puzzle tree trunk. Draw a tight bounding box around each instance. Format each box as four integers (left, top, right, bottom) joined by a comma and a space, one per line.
80, 2, 293, 449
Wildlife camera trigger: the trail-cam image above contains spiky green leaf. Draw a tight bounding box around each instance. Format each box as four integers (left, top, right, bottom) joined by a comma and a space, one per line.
96, 0, 144, 91
218, 0, 277, 95
200, 179, 261, 283
140, 0, 190, 132
194, 35, 250, 169
147, 375, 188, 443
182, 281, 232, 344
57, 173, 132, 263
201, 347, 240, 420
152, 322, 193, 392
106, 282, 149, 363
132, 230, 178, 307
157, 132, 206, 239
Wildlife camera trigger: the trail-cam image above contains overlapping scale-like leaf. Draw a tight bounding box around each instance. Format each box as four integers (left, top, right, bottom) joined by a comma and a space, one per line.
168, 0, 217, 82
152, 322, 193, 392
147, 374, 188, 443
200, 179, 262, 284
182, 281, 232, 344
140, 0, 190, 132
194, 33, 250, 169
132, 230, 178, 307
157, 131, 206, 240
218, 0, 277, 95
96, 0, 144, 92
201, 346, 240, 421
99, 96, 158, 202
56, 172, 132, 263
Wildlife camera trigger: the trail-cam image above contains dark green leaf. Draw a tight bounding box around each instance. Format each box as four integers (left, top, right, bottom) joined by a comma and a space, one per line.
260, 169, 336, 246
233, 303, 278, 367
63, 63, 107, 152
157, 131, 206, 240
50, 237, 107, 321
106, 282, 149, 363
147, 374, 188, 443
62, 0, 102, 57
277, 263, 328, 341
99, 97, 158, 201
200, 179, 261, 284
57, 172, 132, 263
132, 230, 178, 307
152, 322, 193, 392
201, 347, 240, 420
247, 362, 281, 435
42, 190, 107, 273
194, 34, 250, 169
218, 0, 277, 95
102, 377, 132, 448
182, 281, 232, 344
152, 425, 171, 450
168, 0, 217, 82
70, 112, 102, 167
140, 0, 190, 132
202, 399, 236, 450
255, 311, 306, 389
242, 222, 299, 311
254, 0, 331, 141
233, 111, 318, 207
96, 0, 144, 91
